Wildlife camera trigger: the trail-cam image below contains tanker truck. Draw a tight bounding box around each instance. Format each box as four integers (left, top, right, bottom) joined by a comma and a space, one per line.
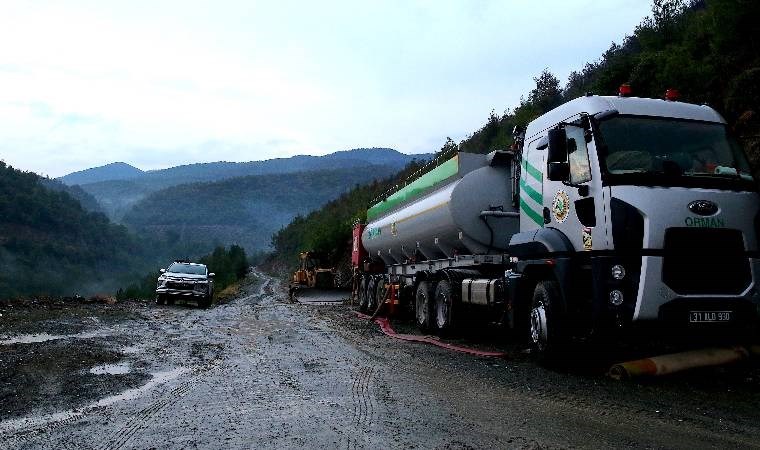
353, 88, 760, 357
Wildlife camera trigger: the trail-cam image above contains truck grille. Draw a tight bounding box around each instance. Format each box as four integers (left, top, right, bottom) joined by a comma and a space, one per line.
167, 281, 194, 290
662, 228, 751, 295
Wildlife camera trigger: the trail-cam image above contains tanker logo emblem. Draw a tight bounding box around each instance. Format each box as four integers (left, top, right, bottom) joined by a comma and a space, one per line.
552, 190, 571, 223
367, 227, 381, 239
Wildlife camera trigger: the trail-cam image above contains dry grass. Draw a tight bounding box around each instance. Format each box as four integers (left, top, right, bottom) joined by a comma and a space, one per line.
215, 283, 241, 304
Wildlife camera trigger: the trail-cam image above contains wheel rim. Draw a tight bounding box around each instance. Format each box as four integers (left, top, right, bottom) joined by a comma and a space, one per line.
436, 292, 449, 329
367, 279, 376, 310
416, 290, 427, 325
530, 301, 548, 350
375, 280, 387, 306
359, 279, 368, 309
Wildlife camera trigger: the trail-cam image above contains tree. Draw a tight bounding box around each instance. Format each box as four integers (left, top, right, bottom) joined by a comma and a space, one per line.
528, 69, 563, 114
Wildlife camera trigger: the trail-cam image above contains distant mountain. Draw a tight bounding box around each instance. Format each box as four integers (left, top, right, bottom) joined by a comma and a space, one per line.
60, 162, 144, 186
122, 164, 402, 252
71, 148, 430, 221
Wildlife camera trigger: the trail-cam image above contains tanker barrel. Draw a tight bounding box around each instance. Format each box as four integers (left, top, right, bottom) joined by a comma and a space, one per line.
362, 152, 520, 260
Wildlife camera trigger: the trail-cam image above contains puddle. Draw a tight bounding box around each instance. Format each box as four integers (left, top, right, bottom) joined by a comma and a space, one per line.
96, 367, 189, 407
0, 330, 110, 346
0, 367, 189, 434
90, 362, 131, 375
121, 345, 143, 355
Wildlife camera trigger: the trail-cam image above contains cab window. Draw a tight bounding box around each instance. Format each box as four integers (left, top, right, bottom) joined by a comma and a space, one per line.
566, 125, 591, 184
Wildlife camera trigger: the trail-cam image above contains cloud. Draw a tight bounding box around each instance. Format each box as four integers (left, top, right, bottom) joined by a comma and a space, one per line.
0, 0, 652, 177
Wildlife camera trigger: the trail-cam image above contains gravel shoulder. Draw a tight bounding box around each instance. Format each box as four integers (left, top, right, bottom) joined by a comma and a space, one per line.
0, 271, 759, 449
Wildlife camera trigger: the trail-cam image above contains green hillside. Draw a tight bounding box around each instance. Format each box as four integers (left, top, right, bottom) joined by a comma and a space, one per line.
0, 162, 141, 297
74, 148, 426, 221
122, 164, 408, 253
267, 0, 760, 274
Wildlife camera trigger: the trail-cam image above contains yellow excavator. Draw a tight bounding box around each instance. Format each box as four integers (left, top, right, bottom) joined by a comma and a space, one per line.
291, 251, 335, 289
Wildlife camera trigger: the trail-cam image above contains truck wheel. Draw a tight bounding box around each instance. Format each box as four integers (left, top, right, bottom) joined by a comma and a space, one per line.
434, 280, 454, 334
155, 295, 165, 305
358, 276, 369, 312
415, 281, 434, 332
199, 296, 212, 309
375, 277, 388, 311
366, 277, 378, 313
530, 280, 564, 362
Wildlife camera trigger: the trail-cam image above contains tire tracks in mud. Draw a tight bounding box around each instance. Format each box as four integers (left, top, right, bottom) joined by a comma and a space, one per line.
0, 275, 273, 450
98, 276, 274, 450
99, 357, 225, 450
104, 271, 274, 449
335, 309, 760, 449
343, 364, 378, 450
351, 365, 376, 431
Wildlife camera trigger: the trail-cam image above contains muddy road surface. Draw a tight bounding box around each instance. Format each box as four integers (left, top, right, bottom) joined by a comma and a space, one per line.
1, 271, 760, 449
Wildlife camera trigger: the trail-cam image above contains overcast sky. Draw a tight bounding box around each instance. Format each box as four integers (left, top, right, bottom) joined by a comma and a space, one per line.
0, 1, 652, 177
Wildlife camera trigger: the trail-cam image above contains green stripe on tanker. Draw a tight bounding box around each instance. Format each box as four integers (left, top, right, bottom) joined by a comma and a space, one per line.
367, 155, 460, 221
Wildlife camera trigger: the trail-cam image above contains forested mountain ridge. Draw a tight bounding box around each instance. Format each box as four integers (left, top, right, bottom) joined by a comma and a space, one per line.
67, 147, 428, 221
267, 0, 760, 274
122, 164, 407, 252
0, 162, 143, 297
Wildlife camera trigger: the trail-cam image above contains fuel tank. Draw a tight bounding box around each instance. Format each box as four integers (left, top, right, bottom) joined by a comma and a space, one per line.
362, 152, 518, 265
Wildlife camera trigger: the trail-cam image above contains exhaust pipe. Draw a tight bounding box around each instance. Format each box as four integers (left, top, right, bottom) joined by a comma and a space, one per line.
609, 345, 760, 380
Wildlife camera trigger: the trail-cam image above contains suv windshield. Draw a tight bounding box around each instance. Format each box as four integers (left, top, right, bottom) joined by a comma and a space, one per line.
167, 263, 207, 275
598, 116, 755, 190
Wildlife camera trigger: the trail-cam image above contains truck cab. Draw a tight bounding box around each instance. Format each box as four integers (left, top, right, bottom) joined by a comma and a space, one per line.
514, 93, 760, 344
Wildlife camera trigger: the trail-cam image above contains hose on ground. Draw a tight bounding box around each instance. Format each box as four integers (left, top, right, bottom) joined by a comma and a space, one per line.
369, 284, 391, 320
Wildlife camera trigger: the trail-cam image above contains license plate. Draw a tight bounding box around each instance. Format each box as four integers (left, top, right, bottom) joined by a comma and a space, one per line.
689, 311, 731, 323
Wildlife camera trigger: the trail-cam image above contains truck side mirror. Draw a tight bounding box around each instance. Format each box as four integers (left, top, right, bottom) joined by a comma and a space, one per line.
548, 162, 570, 181
160, 268, 166, 273
547, 128, 568, 163
208, 272, 215, 277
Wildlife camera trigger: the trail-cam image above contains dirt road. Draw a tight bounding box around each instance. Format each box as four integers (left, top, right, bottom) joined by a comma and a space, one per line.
1, 271, 759, 449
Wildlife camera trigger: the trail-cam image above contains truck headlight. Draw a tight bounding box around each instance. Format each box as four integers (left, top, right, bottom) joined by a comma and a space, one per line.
609, 290, 624, 306
611, 265, 626, 280
195, 283, 208, 292
157, 279, 167, 288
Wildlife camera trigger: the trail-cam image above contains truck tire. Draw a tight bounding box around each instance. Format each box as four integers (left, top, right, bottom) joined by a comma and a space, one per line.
530, 280, 565, 362
434, 280, 454, 334
199, 296, 212, 309
358, 276, 369, 312
155, 295, 165, 305
366, 277, 378, 313
415, 281, 434, 333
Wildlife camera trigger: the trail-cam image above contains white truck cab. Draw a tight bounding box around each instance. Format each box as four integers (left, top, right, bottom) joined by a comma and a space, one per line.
513, 93, 760, 342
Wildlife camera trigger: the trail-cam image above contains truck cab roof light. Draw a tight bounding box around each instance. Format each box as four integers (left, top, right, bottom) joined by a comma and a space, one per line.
618, 84, 632, 97
665, 88, 680, 102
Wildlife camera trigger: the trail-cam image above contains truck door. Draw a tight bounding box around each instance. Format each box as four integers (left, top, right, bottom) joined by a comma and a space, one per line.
543, 124, 595, 251
519, 137, 546, 232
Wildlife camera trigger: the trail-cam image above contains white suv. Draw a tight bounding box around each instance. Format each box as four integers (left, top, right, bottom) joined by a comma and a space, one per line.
156, 261, 215, 308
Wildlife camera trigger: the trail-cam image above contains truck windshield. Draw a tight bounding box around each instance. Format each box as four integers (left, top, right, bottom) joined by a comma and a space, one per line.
598, 116, 755, 190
